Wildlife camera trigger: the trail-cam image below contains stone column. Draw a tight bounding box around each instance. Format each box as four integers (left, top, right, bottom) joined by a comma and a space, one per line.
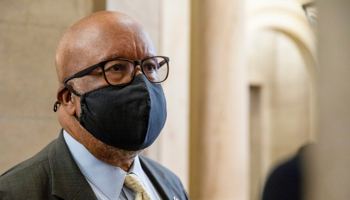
190, 0, 249, 199
308, 0, 350, 199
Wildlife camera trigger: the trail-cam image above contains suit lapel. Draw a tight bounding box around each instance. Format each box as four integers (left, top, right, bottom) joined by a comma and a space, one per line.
46, 131, 181, 200
139, 156, 176, 200
48, 130, 97, 200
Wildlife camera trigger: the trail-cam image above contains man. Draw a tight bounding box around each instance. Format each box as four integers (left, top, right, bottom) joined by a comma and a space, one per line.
262, 144, 314, 200
0, 11, 188, 200
262, 154, 302, 200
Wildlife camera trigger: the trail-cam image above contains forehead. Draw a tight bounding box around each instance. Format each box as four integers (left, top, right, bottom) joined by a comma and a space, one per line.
57, 13, 156, 81
101, 26, 156, 61
80, 22, 155, 64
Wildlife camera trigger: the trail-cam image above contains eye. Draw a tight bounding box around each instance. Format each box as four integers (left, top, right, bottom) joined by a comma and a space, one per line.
146, 64, 156, 71
105, 64, 127, 72
143, 62, 158, 73
88, 67, 103, 76
111, 64, 123, 71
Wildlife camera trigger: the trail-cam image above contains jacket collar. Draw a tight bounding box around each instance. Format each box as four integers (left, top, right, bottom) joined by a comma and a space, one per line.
48, 130, 97, 200
139, 156, 177, 200
47, 130, 177, 200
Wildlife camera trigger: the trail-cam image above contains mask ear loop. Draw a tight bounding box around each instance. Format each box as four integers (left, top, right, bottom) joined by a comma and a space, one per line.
74, 113, 83, 124
54, 99, 82, 126
69, 91, 83, 123
53, 89, 76, 112
53, 99, 82, 124
53, 101, 61, 112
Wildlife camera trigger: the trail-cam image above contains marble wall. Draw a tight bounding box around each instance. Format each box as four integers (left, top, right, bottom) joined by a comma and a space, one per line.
190, 0, 249, 199
308, 0, 350, 199
0, 0, 105, 173
247, 1, 316, 199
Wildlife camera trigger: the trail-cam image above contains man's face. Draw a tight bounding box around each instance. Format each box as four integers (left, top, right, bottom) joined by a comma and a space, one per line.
55, 12, 164, 162
61, 15, 156, 116
69, 30, 155, 95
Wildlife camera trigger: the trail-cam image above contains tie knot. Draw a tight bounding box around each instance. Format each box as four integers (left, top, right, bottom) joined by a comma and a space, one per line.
124, 174, 147, 193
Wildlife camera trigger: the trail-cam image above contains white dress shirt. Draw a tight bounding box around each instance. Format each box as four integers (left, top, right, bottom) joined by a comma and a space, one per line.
63, 130, 161, 200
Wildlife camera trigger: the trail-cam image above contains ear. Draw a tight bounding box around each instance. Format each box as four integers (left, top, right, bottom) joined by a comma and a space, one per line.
57, 87, 76, 116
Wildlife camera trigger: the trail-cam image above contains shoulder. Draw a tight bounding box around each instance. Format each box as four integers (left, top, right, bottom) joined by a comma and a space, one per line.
140, 155, 181, 181
139, 155, 189, 199
262, 155, 301, 200
0, 140, 56, 199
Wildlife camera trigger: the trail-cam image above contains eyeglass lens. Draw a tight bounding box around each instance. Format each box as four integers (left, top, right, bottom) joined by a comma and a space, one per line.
104, 57, 168, 85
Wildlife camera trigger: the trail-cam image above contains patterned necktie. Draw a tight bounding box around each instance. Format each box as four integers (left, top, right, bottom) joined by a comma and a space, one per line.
124, 174, 152, 200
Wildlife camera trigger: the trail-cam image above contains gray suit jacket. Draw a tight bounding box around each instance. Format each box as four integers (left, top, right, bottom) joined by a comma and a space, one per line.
0, 130, 188, 200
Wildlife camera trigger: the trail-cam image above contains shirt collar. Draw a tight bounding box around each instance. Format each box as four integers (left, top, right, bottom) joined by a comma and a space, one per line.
128, 152, 147, 183
63, 130, 127, 200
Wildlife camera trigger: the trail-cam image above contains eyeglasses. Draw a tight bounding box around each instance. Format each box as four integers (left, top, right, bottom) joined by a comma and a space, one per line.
64, 56, 169, 96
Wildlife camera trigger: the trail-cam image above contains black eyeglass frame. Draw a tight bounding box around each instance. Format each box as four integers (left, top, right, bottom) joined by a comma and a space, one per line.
63, 56, 170, 96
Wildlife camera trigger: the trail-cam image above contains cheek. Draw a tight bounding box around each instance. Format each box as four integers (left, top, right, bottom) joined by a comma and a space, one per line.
73, 96, 82, 115
74, 76, 109, 94
74, 78, 97, 94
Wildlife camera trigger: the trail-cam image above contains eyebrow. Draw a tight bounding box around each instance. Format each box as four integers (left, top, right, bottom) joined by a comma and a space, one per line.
108, 54, 156, 60
144, 54, 156, 59
109, 54, 122, 60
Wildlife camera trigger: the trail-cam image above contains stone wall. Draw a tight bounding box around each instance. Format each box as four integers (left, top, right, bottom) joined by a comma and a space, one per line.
0, 0, 104, 174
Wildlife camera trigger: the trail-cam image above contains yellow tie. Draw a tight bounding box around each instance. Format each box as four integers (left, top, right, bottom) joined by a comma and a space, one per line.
124, 174, 152, 200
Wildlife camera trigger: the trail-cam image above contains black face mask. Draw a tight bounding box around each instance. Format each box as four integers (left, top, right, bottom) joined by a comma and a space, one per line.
74, 74, 167, 151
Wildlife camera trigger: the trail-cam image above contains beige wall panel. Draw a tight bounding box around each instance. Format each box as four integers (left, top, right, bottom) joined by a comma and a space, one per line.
0, 0, 93, 27
248, 30, 276, 179
157, 0, 190, 190
106, 0, 161, 52
0, 0, 32, 23
247, 2, 317, 199
248, 29, 312, 200
0, 0, 102, 174
190, 0, 249, 199
0, 24, 63, 117
0, 119, 60, 173
0, 24, 63, 174
270, 32, 310, 163
249, 86, 263, 200
308, 0, 350, 199
248, 30, 276, 200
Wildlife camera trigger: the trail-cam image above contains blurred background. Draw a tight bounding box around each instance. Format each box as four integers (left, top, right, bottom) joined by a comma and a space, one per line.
1, 0, 349, 199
